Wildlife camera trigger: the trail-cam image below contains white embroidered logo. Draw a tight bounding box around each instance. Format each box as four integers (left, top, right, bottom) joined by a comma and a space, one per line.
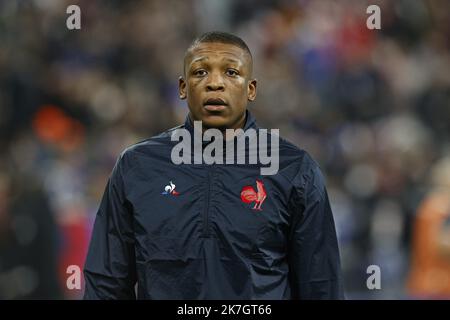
161, 181, 180, 196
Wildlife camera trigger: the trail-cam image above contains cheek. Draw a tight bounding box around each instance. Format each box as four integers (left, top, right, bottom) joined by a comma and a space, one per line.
187, 81, 202, 99
228, 78, 247, 90
231, 82, 249, 100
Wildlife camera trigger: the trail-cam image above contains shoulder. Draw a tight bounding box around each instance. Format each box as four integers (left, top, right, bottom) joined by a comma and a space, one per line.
113, 124, 185, 174
275, 135, 327, 199
276, 135, 324, 181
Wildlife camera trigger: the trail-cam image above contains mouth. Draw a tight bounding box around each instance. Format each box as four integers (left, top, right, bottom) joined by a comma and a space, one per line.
203, 98, 228, 112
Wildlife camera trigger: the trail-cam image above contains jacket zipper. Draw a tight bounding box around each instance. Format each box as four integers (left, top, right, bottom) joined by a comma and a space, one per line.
203, 166, 213, 237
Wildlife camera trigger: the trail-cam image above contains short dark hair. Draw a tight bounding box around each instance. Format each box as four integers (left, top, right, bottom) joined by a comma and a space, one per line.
187, 31, 252, 58
184, 31, 253, 75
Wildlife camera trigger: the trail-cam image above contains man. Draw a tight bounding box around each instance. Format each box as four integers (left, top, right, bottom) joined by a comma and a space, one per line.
83, 31, 344, 299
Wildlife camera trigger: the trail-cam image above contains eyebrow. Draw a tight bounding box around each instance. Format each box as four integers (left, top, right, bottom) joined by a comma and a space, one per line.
223, 58, 241, 65
190, 57, 208, 64
189, 57, 242, 66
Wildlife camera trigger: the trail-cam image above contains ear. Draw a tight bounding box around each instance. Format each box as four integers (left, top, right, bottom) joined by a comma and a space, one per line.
247, 79, 257, 102
179, 76, 187, 100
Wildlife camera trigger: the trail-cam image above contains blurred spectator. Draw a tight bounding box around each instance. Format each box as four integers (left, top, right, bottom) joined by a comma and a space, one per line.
407, 156, 450, 299
0, 0, 449, 299
0, 162, 62, 299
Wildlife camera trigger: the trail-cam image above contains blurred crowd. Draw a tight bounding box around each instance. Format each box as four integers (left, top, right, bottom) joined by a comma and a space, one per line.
0, 0, 449, 299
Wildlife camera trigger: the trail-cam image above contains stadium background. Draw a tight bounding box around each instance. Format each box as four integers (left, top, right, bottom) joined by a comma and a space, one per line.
0, 0, 449, 299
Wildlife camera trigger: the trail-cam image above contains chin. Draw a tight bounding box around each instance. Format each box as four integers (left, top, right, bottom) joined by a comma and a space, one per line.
202, 116, 230, 129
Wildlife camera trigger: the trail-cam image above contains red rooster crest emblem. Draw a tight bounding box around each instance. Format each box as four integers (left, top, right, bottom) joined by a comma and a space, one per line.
240, 180, 267, 211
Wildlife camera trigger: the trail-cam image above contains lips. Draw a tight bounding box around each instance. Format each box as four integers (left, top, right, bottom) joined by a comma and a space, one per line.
203, 98, 228, 111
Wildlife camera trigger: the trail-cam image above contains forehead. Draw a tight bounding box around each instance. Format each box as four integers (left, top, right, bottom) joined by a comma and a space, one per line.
186, 42, 251, 66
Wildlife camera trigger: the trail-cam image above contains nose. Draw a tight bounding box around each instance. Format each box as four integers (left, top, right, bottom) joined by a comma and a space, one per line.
206, 71, 225, 91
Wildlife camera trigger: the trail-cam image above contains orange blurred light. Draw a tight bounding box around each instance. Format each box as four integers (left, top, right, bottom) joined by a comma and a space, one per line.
32, 105, 85, 151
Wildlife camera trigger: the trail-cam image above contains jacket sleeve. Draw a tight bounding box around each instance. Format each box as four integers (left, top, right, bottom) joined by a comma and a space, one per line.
288, 160, 344, 299
83, 153, 137, 299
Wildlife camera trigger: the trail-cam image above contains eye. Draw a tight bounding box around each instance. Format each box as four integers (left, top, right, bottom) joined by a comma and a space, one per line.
226, 69, 239, 77
193, 69, 207, 77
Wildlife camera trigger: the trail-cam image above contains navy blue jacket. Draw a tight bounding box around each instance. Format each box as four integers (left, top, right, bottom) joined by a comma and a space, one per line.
83, 111, 344, 299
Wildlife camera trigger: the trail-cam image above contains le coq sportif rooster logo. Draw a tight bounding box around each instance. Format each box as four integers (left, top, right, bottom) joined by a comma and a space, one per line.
162, 181, 180, 195
240, 180, 267, 211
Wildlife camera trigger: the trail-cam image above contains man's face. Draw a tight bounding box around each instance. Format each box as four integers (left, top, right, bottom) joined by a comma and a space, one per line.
179, 42, 257, 130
